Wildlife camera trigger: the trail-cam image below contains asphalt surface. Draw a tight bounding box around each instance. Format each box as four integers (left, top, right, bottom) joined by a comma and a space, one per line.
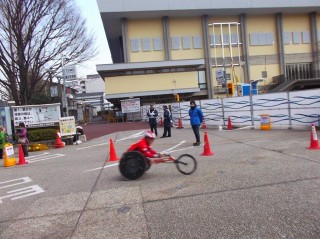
79, 121, 148, 140
1, 123, 320, 239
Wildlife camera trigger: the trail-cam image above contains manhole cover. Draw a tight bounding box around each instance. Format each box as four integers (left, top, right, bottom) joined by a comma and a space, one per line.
117, 206, 131, 213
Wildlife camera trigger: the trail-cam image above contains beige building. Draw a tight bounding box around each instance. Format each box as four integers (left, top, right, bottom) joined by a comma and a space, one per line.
96, 0, 320, 106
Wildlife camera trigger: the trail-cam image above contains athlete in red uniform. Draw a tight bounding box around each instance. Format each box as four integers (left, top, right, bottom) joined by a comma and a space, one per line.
127, 131, 163, 158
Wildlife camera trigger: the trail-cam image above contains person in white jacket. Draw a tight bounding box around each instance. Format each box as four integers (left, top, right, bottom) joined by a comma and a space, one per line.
147, 105, 158, 136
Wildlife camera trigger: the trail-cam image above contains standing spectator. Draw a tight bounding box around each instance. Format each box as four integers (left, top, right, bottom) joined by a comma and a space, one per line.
0, 126, 5, 159
161, 105, 172, 138
189, 100, 203, 146
16, 122, 29, 157
147, 105, 158, 136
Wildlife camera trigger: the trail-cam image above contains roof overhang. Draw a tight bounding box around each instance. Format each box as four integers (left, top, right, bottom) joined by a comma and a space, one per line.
97, 59, 205, 74
105, 87, 200, 99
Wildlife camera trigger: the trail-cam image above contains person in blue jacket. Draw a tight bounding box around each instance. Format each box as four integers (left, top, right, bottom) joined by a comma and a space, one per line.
189, 100, 203, 146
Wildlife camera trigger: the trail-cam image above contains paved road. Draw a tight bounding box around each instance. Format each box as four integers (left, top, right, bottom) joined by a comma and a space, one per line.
1, 126, 320, 238
79, 121, 149, 140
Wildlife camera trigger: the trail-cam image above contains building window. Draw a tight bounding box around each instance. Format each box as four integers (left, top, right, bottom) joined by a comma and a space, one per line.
198, 71, 206, 89
130, 38, 141, 52
171, 36, 180, 50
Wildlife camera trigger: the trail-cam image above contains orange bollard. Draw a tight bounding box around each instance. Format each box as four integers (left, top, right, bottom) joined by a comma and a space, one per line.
201, 132, 214, 156
54, 130, 65, 148
17, 144, 28, 165
227, 117, 233, 130
307, 124, 320, 150
177, 117, 184, 129
108, 139, 119, 161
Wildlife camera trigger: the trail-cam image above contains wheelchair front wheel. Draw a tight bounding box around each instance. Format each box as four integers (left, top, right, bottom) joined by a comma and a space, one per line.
175, 154, 197, 175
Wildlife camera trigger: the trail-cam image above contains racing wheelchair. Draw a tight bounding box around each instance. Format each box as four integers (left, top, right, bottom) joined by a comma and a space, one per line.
119, 151, 197, 180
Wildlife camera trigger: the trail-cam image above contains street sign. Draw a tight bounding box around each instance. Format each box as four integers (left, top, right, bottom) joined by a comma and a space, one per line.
63, 65, 77, 80
50, 86, 58, 97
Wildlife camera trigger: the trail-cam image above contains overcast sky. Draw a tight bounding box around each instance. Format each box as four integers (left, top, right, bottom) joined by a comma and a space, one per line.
75, 0, 112, 78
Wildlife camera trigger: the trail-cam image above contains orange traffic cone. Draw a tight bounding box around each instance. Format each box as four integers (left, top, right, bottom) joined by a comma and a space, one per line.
54, 130, 65, 148
177, 117, 184, 129
159, 117, 163, 127
227, 117, 233, 130
201, 118, 207, 129
17, 144, 28, 165
201, 132, 214, 156
307, 124, 320, 150
108, 139, 119, 161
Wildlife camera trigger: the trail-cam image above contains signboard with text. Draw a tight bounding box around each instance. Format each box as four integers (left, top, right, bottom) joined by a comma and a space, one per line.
121, 98, 141, 113
59, 116, 76, 136
12, 103, 61, 128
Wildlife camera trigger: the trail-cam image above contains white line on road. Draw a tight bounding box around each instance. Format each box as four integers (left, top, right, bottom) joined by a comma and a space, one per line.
161, 140, 186, 153
26, 152, 49, 159
164, 146, 195, 154
76, 131, 144, 150
117, 131, 144, 141
28, 154, 65, 163
222, 125, 253, 131
0, 185, 45, 203
83, 163, 119, 172
76, 142, 109, 150
0, 177, 32, 190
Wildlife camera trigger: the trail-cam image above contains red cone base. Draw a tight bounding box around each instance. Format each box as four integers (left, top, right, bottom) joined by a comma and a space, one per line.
227, 117, 232, 130
54, 131, 65, 148
159, 117, 164, 127
17, 144, 28, 165
307, 124, 320, 150
108, 139, 119, 161
201, 119, 207, 129
177, 118, 184, 129
201, 132, 214, 156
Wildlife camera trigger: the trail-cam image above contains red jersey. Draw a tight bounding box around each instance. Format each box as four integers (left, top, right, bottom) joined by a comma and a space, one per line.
127, 138, 159, 158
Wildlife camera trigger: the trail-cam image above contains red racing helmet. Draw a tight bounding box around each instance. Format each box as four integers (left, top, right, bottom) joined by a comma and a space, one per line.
145, 130, 156, 139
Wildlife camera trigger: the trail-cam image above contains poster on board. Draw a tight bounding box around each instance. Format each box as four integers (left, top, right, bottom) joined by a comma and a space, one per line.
121, 98, 141, 113
59, 116, 76, 136
12, 103, 61, 128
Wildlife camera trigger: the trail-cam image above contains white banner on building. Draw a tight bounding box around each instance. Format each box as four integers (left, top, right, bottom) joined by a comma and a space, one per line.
121, 98, 141, 113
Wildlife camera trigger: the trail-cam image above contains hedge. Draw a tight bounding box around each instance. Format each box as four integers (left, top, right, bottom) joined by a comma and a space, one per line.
27, 128, 58, 142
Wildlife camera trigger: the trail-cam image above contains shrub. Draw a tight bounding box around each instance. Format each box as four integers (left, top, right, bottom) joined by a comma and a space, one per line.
27, 128, 58, 142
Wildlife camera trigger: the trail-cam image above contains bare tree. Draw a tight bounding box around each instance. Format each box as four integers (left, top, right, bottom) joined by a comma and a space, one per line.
0, 0, 97, 105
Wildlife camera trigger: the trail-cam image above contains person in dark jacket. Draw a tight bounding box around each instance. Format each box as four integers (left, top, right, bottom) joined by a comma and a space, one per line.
189, 100, 203, 146
160, 105, 172, 138
16, 122, 29, 156
147, 105, 158, 136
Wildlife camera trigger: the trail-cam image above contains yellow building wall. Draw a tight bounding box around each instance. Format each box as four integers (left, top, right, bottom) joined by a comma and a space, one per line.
105, 72, 199, 94
247, 15, 278, 56
127, 19, 165, 62
283, 14, 311, 54
169, 17, 204, 60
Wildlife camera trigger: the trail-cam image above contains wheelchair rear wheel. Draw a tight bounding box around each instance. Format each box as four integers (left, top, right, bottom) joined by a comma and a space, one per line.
119, 151, 147, 180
